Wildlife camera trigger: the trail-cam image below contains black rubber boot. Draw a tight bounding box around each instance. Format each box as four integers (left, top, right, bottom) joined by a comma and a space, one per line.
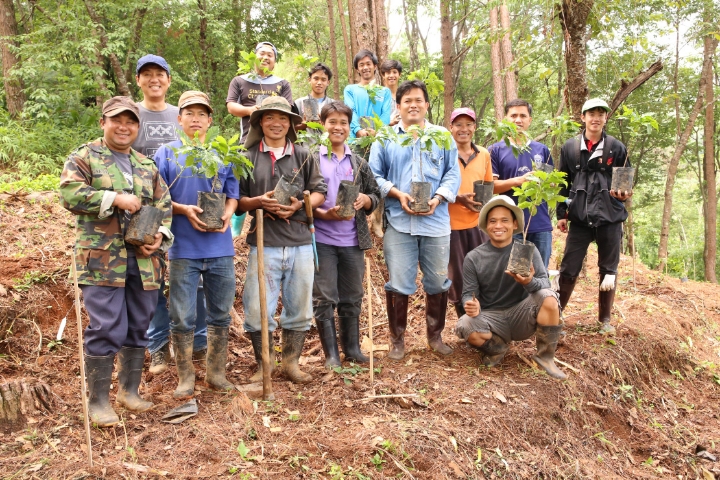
85, 354, 120, 427
115, 347, 153, 412
206, 326, 234, 391
317, 318, 342, 369
386, 291, 409, 360
453, 302, 465, 318
338, 316, 370, 363
281, 329, 312, 384
532, 325, 567, 380
478, 333, 509, 367
249, 331, 275, 383
426, 291, 453, 355
598, 288, 617, 335
557, 275, 578, 311
171, 331, 195, 399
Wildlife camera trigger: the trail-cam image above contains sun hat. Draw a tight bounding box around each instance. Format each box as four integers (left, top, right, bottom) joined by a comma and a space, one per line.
102, 96, 140, 121
136, 54, 170, 75
581, 98, 610, 114
450, 107, 476, 123
477, 195, 524, 235
245, 96, 302, 148
178, 90, 213, 113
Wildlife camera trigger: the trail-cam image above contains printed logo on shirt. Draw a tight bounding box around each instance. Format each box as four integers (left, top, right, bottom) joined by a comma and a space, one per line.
518, 166, 531, 174
145, 147, 159, 158
122, 171, 134, 188
143, 121, 178, 142
533, 154, 544, 168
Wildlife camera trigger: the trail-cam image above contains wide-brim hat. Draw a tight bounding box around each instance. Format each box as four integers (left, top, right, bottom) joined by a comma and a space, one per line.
477, 195, 524, 235
245, 96, 302, 149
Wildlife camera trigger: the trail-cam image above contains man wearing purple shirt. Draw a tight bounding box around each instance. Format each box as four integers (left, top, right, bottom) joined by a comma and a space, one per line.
312, 102, 381, 368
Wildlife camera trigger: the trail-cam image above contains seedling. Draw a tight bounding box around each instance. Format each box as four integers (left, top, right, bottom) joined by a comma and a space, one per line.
480, 119, 532, 158
362, 84, 384, 105
236, 439, 256, 462
236, 51, 269, 81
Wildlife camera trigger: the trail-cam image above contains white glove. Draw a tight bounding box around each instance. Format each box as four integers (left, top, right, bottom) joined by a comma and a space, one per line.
600, 274, 616, 291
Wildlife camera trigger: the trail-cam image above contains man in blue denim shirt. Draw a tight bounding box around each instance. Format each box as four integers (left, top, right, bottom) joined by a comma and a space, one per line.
369, 80, 461, 361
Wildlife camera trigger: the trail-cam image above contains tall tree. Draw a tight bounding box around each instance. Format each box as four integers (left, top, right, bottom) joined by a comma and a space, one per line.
0, 0, 26, 116
373, 0, 388, 64
701, 7, 718, 282
559, 0, 593, 121
489, 7, 504, 121
83, 0, 131, 96
441, 0, 454, 125
336, 0, 354, 83
326, 0, 341, 99
499, 3, 516, 101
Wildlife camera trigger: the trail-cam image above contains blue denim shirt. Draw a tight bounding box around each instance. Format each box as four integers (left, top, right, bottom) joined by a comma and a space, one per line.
369, 122, 460, 237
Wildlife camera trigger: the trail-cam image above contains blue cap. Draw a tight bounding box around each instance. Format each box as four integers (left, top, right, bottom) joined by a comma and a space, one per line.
136, 54, 170, 75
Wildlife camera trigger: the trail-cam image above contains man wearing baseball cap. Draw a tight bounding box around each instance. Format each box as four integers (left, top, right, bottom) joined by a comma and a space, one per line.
59, 96, 173, 426
455, 195, 566, 379
555, 98, 631, 335
490, 98, 555, 268
447, 107, 491, 317
226, 41, 294, 141
153, 91, 240, 398
237, 96, 327, 384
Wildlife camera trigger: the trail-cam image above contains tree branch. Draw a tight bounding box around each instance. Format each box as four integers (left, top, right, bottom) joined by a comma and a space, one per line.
608, 59, 664, 118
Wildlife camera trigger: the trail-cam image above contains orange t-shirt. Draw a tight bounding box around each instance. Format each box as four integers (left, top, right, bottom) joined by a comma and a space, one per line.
449, 144, 493, 230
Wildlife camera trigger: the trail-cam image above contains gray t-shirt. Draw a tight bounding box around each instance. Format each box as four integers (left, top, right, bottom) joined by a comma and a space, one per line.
461, 241, 549, 310
131, 103, 180, 158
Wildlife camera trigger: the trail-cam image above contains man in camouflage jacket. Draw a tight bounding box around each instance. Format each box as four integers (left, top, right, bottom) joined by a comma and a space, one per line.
59, 96, 173, 427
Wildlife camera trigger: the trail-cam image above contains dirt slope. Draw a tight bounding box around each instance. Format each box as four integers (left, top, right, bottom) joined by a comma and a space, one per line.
1, 193, 719, 479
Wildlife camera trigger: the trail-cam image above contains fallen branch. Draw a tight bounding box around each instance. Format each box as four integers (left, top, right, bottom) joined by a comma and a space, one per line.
555, 358, 580, 373
586, 401, 608, 410
359, 393, 418, 403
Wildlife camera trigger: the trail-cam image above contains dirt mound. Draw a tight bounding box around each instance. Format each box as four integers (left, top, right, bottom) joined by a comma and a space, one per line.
0, 194, 719, 479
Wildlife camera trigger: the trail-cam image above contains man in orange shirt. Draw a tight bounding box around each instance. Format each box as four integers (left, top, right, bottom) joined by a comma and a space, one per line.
447, 108, 492, 317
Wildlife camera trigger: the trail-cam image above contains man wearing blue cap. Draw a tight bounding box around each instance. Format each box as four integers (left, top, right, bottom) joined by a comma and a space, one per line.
226, 42, 293, 141
132, 54, 208, 376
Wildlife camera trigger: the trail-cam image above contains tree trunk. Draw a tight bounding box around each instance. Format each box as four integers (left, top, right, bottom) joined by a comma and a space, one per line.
0, 380, 53, 434
373, 0, 388, 64
197, 0, 211, 96
326, 0, 341, 99
489, 7, 504, 121
702, 23, 718, 282
0, 0, 26, 116
123, 6, 148, 95
336, 0, 354, 84
402, 0, 419, 71
440, 0, 454, 127
83, 0, 131, 97
559, 0, 593, 122
348, 0, 374, 56
657, 43, 715, 271
499, 3, 517, 101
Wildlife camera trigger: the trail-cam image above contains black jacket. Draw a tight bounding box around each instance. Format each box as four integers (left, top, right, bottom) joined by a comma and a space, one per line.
556, 132, 629, 227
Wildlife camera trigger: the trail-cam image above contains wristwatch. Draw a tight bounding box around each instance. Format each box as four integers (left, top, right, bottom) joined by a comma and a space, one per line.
433, 194, 446, 203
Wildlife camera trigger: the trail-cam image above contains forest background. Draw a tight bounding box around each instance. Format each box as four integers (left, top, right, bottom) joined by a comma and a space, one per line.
0, 0, 717, 283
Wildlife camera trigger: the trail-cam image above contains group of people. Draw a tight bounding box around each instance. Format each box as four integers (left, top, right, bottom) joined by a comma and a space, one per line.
59, 42, 632, 427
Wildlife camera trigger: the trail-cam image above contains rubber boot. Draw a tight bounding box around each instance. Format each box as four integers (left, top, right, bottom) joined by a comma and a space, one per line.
478, 334, 509, 367
598, 287, 617, 335
249, 331, 275, 383
148, 343, 170, 375
115, 347, 154, 412
206, 326, 234, 391
453, 302, 465, 318
192, 348, 207, 367
386, 291, 409, 360
532, 324, 567, 380
171, 331, 195, 399
317, 318, 342, 369
339, 316, 370, 363
557, 275, 578, 311
85, 354, 120, 427
281, 329, 312, 384
426, 292, 453, 355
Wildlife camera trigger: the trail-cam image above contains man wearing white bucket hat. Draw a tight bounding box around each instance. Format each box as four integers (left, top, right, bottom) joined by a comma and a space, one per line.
455, 195, 566, 379
555, 98, 631, 336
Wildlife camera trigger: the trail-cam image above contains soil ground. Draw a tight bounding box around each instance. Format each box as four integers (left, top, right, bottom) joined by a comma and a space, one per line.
1, 192, 719, 479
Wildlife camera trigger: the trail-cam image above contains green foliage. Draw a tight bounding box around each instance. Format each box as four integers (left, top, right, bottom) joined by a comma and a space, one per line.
512, 169, 568, 242
236, 439, 255, 461
349, 116, 396, 150
237, 51, 269, 80
542, 114, 582, 151
406, 67, 445, 102
398, 124, 453, 152
332, 363, 369, 385
361, 84, 384, 105
0, 174, 59, 193
295, 122, 331, 155
478, 119, 531, 157
294, 53, 319, 71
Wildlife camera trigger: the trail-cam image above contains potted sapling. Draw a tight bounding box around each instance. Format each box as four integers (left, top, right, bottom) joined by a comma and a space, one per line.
359, 84, 384, 132
172, 126, 254, 229
472, 156, 494, 211
125, 203, 166, 246
507, 169, 567, 276
272, 122, 326, 206
611, 106, 658, 195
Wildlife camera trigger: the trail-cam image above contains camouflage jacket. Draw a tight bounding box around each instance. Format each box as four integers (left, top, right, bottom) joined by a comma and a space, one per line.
59, 138, 173, 289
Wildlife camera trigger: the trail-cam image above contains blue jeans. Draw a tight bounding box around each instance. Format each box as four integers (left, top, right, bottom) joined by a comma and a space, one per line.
243, 245, 314, 333
514, 231, 552, 269
383, 225, 451, 295
169, 257, 236, 334
147, 278, 207, 354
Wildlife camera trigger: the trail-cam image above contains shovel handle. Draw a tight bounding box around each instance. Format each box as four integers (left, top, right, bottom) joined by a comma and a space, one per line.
303, 190, 313, 221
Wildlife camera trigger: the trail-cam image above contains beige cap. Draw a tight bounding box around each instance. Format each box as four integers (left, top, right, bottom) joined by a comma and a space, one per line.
178, 90, 213, 113
102, 96, 140, 121
477, 195, 524, 235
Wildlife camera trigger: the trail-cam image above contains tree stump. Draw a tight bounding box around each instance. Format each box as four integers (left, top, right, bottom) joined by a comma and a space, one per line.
0, 379, 53, 433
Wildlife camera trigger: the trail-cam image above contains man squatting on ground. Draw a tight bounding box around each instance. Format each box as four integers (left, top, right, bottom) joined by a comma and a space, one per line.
154, 91, 239, 398
311, 101, 381, 368
131, 54, 208, 375
490, 99, 554, 268
369, 80, 460, 360
556, 98, 632, 335
237, 96, 327, 384
456, 196, 566, 380
60, 97, 173, 427
447, 107, 491, 318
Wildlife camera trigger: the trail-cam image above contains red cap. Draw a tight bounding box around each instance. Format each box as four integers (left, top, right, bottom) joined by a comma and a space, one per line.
450, 107, 476, 123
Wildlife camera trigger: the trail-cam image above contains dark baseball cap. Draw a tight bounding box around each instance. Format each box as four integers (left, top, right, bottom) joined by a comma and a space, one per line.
178, 90, 213, 113
102, 96, 140, 121
136, 54, 171, 75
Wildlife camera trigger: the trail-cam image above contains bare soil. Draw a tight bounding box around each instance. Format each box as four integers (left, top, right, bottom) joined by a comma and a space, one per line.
1, 192, 719, 479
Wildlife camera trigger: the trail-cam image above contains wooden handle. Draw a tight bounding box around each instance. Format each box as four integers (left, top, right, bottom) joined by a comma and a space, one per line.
303, 190, 313, 220
256, 209, 275, 401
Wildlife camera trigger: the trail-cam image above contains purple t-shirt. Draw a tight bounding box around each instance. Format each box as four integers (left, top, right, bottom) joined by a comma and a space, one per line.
314, 145, 359, 247
490, 140, 554, 234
